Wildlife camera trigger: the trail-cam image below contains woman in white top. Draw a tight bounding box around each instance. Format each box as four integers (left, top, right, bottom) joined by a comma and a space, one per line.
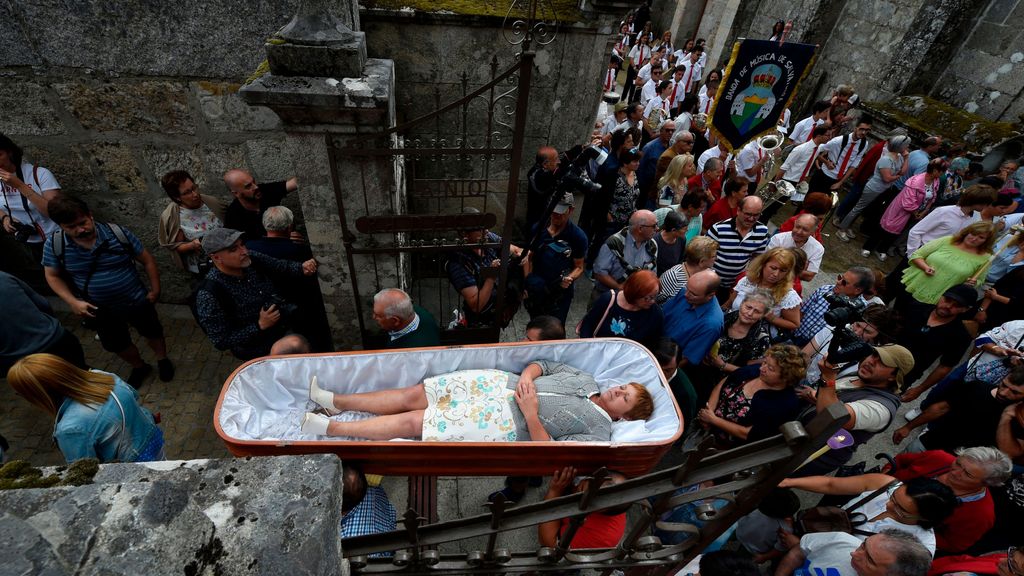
0, 135, 61, 255
725, 247, 802, 335
779, 474, 958, 556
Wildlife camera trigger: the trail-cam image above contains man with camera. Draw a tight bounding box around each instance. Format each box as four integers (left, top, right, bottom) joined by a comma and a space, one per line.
42, 195, 173, 386
792, 266, 874, 347
523, 192, 587, 326
795, 344, 914, 477
592, 210, 658, 301
194, 227, 317, 360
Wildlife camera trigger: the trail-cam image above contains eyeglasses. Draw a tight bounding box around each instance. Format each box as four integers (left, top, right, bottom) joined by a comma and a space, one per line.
637, 223, 657, 229
641, 293, 658, 302
889, 493, 919, 521
740, 211, 762, 218
836, 273, 850, 286
1008, 548, 1023, 576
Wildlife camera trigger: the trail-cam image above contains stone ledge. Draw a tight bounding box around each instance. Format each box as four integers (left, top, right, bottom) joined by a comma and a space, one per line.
1, 454, 343, 576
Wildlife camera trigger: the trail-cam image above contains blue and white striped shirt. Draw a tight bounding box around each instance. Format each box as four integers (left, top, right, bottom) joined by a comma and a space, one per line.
43, 222, 147, 308
706, 218, 769, 287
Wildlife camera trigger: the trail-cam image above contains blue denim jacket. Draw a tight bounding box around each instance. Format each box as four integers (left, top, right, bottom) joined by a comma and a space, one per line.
55, 373, 162, 463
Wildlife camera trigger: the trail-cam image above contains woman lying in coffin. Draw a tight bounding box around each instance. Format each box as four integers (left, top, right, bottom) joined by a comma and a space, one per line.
300, 360, 655, 442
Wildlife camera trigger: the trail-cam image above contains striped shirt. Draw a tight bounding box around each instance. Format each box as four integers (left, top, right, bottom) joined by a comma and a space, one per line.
42, 222, 147, 308
706, 219, 769, 287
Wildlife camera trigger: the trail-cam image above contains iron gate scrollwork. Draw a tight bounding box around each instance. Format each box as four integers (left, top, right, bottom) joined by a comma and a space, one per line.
331, 48, 535, 347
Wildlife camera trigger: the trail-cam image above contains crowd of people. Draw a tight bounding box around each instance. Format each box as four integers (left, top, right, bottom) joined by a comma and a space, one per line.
4, 2, 1024, 572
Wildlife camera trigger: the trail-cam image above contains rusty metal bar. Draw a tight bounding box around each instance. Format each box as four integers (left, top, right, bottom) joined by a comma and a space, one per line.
354, 213, 498, 234
343, 405, 848, 559
326, 132, 370, 343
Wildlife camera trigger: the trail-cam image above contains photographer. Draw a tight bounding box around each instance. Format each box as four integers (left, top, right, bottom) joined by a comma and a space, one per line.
0, 133, 61, 293
792, 266, 874, 347
794, 344, 914, 477
194, 227, 317, 360
801, 303, 902, 385
523, 192, 587, 326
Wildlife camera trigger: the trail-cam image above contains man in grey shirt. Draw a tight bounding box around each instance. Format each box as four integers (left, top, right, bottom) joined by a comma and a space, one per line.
592, 210, 658, 300
0, 270, 86, 372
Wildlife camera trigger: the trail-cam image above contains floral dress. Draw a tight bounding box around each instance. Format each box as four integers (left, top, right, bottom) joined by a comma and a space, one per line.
715, 310, 771, 368
609, 172, 640, 226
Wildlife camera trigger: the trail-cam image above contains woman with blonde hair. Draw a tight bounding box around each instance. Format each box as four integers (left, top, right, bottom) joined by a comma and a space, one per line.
658, 235, 717, 303
657, 153, 696, 206
7, 353, 164, 463
900, 220, 997, 308
725, 247, 801, 334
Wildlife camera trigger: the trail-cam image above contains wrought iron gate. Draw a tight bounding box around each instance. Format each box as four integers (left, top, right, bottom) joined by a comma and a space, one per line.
329, 16, 553, 347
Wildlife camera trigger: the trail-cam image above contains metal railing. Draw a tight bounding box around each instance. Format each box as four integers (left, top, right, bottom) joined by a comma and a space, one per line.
343, 404, 849, 574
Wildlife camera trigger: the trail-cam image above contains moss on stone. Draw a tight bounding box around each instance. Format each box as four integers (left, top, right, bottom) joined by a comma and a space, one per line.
863, 95, 1020, 151
361, 0, 582, 22
244, 60, 271, 86
0, 458, 100, 491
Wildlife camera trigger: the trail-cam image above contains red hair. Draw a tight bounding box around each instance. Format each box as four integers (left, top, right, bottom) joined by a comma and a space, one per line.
623, 270, 659, 304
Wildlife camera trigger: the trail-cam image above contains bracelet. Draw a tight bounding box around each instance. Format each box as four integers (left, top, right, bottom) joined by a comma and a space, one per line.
818, 378, 836, 388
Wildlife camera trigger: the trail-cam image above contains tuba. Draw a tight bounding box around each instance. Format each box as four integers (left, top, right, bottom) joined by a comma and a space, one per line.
755, 131, 783, 178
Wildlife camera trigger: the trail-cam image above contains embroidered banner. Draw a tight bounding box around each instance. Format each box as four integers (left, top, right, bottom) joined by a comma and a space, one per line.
709, 39, 817, 152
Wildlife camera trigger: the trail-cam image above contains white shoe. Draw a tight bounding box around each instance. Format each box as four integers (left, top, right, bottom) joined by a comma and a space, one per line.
309, 375, 339, 415
301, 412, 330, 436
860, 249, 871, 258
837, 229, 853, 242
876, 252, 888, 262
903, 407, 921, 421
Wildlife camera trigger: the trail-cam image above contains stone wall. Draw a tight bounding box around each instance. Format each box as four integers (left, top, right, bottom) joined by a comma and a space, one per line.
930, 0, 1024, 122
730, 0, 1023, 130
0, 0, 307, 301
1, 455, 344, 575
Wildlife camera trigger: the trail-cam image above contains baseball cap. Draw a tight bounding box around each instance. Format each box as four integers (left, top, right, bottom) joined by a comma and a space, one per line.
872, 344, 915, 388
662, 209, 685, 232
552, 192, 575, 214
201, 227, 244, 254
942, 284, 978, 307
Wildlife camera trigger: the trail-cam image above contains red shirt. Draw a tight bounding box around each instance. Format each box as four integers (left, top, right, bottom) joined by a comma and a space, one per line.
851, 140, 886, 185
559, 513, 626, 549
892, 450, 996, 554
688, 173, 722, 202
703, 198, 736, 231
928, 553, 1002, 576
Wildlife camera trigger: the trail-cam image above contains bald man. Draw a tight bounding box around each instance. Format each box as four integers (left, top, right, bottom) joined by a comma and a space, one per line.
592, 209, 658, 296
222, 169, 298, 240
527, 146, 560, 230
767, 213, 825, 281
372, 288, 440, 349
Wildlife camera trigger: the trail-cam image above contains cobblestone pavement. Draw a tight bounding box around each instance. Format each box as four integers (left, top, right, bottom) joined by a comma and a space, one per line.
0, 303, 237, 467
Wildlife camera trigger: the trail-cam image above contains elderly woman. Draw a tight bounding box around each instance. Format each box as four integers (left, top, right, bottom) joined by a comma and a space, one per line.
901, 221, 996, 308
579, 269, 664, 349
7, 354, 164, 463
609, 148, 642, 232
301, 361, 654, 442
889, 446, 1013, 555
836, 134, 911, 241
863, 158, 947, 261
725, 247, 802, 334
658, 236, 718, 303
158, 170, 225, 275
779, 474, 960, 555
705, 289, 773, 377
935, 156, 970, 207
697, 343, 806, 446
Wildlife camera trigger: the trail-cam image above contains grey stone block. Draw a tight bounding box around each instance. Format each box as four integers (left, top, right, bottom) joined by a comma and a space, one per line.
0, 455, 343, 576
245, 137, 295, 183
140, 145, 208, 193
985, 0, 1018, 24
16, 0, 302, 78
22, 145, 101, 196
88, 142, 148, 195
966, 22, 1016, 54
0, 3, 40, 66
0, 81, 66, 136
196, 82, 282, 133
54, 80, 195, 135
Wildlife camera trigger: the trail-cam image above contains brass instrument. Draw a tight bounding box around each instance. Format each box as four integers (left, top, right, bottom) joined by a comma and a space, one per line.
755, 131, 783, 179
760, 179, 795, 207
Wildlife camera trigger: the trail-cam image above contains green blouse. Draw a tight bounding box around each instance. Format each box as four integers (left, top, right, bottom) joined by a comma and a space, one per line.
902, 236, 989, 304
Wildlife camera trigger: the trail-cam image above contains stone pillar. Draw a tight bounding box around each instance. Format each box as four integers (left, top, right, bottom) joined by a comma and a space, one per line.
241, 0, 399, 350
698, 0, 743, 73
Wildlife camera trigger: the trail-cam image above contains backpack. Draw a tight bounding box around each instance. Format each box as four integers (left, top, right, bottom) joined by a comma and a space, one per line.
50, 222, 137, 299
604, 228, 656, 281
188, 275, 236, 335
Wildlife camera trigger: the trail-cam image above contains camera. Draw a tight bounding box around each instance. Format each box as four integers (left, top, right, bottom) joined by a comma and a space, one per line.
823, 292, 872, 365
11, 221, 36, 242
555, 145, 605, 195
264, 294, 299, 322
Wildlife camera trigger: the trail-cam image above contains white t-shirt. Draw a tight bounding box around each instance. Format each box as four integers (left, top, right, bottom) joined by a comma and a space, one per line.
679, 59, 703, 93
731, 277, 802, 315
0, 162, 61, 243
798, 532, 860, 576
178, 204, 223, 273
835, 376, 892, 433
845, 483, 937, 555
734, 142, 764, 183
789, 116, 822, 143
640, 79, 658, 105
819, 134, 869, 180
769, 232, 825, 273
